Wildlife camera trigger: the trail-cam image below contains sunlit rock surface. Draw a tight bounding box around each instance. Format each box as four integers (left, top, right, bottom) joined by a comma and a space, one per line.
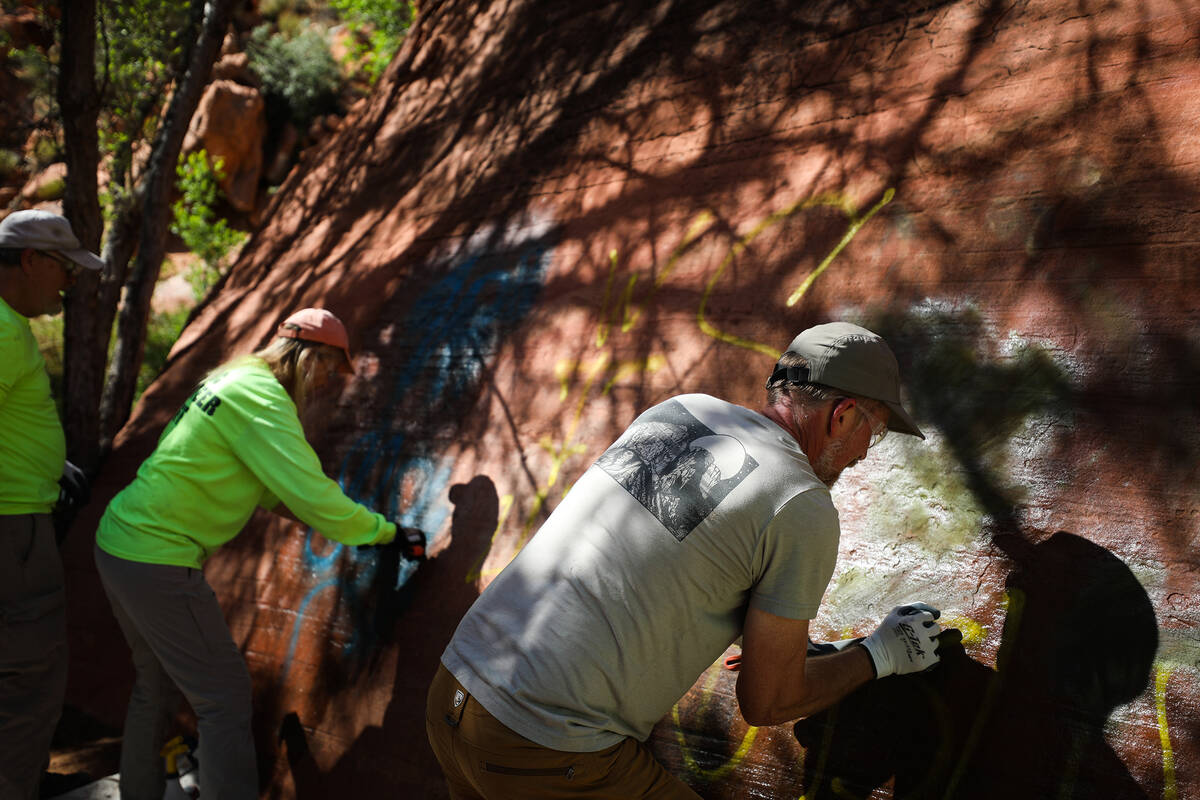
63, 0, 1199, 796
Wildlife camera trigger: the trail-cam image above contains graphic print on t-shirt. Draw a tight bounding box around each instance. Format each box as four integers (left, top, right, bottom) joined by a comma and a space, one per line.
596, 400, 758, 540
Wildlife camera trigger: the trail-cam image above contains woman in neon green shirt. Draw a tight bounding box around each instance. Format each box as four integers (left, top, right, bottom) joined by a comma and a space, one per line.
95, 308, 398, 800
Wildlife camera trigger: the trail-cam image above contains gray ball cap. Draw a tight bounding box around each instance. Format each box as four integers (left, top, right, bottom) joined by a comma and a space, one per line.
772, 322, 925, 439
0, 210, 105, 271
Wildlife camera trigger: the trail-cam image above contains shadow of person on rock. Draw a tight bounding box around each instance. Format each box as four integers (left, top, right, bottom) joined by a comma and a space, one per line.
276, 474, 500, 799
793, 531, 1157, 799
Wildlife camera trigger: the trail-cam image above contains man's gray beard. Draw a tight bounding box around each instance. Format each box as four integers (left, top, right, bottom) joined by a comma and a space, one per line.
812, 438, 852, 487
791, 404, 855, 487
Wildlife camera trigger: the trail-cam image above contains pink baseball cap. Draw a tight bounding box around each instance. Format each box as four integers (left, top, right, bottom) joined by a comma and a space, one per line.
276, 308, 354, 374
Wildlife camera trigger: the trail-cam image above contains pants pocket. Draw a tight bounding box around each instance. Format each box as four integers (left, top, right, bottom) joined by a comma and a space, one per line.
2, 587, 65, 625
480, 761, 577, 780
0, 516, 65, 626
181, 572, 233, 659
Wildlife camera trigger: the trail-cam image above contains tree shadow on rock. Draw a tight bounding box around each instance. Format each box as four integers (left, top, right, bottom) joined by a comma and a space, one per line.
868, 306, 1075, 526
794, 531, 1157, 799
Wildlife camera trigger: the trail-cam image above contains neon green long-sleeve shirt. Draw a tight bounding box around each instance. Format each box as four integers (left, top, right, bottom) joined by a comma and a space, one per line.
97, 359, 395, 568
0, 295, 65, 515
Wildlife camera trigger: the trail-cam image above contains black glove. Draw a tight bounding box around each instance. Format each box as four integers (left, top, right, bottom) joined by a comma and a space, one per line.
53, 460, 90, 545
356, 525, 426, 562
60, 460, 90, 505
807, 636, 864, 655
396, 526, 427, 561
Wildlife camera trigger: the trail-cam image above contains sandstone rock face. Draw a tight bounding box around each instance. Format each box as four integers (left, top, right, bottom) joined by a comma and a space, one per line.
66, 1, 1200, 798
182, 79, 266, 213
210, 51, 257, 87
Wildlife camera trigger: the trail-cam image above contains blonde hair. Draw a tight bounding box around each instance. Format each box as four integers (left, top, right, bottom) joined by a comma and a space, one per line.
256, 335, 340, 418
206, 335, 333, 419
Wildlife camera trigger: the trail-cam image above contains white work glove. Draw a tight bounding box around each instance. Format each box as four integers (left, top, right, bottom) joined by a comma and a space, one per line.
860, 602, 943, 678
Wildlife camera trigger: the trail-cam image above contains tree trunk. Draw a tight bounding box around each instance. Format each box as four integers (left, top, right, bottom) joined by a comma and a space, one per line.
99, 0, 234, 448
58, 0, 105, 474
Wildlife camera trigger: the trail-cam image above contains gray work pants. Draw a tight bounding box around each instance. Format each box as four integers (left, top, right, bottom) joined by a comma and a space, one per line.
0, 513, 68, 800
94, 546, 258, 800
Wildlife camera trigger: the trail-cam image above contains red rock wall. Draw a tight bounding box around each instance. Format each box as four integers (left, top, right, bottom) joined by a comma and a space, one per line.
64, 0, 1199, 797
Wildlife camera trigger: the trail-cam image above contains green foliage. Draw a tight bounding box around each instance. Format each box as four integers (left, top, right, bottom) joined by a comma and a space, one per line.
259, 0, 319, 17
328, 0, 414, 82
97, 0, 194, 159
30, 306, 189, 409
4, 1, 196, 224
170, 150, 247, 300
1, 1, 194, 183
275, 11, 307, 39
327, 0, 414, 42
30, 135, 61, 166
34, 176, 65, 201
4, 7, 61, 167
137, 306, 191, 400
29, 315, 65, 414
33, 310, 188, 409
4, 7, 58, 122
0, 150, 21, 181
246, 24, 342, 128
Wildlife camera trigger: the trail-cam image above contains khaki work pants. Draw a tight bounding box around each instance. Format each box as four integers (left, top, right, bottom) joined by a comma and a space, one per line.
426, 663, 702, 799
0, 513, 68, 800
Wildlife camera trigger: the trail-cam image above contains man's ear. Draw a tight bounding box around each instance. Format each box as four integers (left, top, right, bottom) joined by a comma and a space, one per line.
828, 397, 858, 438
18, 248, 37, 275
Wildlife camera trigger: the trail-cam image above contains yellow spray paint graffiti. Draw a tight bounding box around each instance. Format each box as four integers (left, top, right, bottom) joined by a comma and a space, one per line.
466, 188, 893, 584
1157, 664, 1178, 800
465, 351, 667, 581
795, 677, 958, 800
941, 587, 1026, 799
794, 586, 1183, 800
462, 185, 1186, 796
670, 666, 760, 783
696, 189, 896, 357
797, 702, 838, 800
785, 189, 895, 308
940, 613, 986, 647
473, 187, 915, 780
619, 210, 717, 336
535, 188, 896, 555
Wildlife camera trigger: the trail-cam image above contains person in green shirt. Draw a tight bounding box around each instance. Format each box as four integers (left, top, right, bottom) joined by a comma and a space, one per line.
0, 209, 104, 800
95, 307, 411, 800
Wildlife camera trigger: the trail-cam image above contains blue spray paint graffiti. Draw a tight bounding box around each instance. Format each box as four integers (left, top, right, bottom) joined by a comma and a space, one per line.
280, 220, 555, 678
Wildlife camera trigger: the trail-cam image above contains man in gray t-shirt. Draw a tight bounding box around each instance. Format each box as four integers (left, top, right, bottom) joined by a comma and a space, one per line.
427, 323, 949, 799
